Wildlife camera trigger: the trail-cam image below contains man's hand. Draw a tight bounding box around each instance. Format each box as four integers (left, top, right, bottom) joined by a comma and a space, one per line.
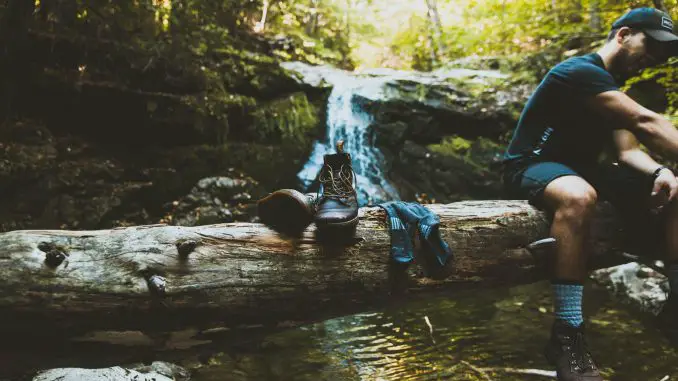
650, 168, 678, 213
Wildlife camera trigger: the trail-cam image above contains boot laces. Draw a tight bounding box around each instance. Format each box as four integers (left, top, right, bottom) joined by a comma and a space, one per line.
563, 331, 597, 373
318, 164, 355, 201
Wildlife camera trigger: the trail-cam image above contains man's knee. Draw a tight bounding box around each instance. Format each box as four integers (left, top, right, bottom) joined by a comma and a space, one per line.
544, 176, 598, 222
559, 189, 598, 220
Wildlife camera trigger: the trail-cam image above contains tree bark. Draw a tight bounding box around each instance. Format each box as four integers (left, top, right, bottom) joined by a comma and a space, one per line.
0, 200, 635, 334
588, 0, 601, 32
653, 0, 669, 14
254, 0, 270, 33
0, 0, 36, 121
305, 0, 320, 36
425, 0, 445, 59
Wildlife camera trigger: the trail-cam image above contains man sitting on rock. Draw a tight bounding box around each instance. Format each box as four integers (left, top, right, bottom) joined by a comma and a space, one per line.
502, 7, 678, 381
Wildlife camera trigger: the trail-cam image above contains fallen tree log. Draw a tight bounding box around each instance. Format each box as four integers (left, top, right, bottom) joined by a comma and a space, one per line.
0, 200, 630, 333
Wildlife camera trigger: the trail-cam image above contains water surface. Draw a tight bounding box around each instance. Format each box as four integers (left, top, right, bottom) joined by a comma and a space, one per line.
182, 281, 678, 381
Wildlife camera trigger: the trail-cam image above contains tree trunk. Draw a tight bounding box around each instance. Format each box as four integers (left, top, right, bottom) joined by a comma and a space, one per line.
0, 0, 36, 121
425, 0, 445, 58
588, 0, 601, 32
425, 2, 437, 67
255, 0, 270, 33
653, 0, 669, 14
341, 0, 352, 67
566, 0, 583, 23
170, 0, 189, 39
0, 201, 633, 334
305, 0, 320, 36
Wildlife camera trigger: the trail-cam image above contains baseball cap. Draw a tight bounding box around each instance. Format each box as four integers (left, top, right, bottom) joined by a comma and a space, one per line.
612, 7, 678, 42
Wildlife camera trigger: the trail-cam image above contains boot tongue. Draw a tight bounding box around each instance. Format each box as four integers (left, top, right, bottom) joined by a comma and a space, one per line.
323, 153, 351, 169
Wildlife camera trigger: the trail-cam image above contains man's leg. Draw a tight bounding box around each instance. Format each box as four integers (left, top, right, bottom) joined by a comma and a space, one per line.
505, 162, 602, 380
541, 176, 602, 379
659, 199, 678, 337
543, 176, 598, 282
542, 175, 597, 328
663, 201, 678, 293
594, 162, 678, 345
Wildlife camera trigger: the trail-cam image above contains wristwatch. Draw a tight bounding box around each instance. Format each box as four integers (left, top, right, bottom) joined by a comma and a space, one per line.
652, 166, 672, 180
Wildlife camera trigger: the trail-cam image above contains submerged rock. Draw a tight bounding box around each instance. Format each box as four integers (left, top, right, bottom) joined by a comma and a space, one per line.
33, 361, 190, 381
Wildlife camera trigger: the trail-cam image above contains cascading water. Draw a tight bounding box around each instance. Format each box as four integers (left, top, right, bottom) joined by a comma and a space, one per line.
285, 61, 508, 207
296, 72, 400, 206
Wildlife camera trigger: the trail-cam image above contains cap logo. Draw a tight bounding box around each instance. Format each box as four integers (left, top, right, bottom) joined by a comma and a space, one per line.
662, 16, 673, 29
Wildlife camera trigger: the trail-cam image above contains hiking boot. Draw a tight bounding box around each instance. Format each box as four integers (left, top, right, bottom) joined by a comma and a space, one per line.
257, 189, 317, 235
656, 296, 678, 347
544, 320, 603, 381
315, 141, 359, 230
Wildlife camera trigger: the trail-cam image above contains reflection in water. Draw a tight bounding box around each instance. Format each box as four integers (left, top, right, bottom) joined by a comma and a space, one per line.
3, 282, 675, 379
188, 282, 678, 380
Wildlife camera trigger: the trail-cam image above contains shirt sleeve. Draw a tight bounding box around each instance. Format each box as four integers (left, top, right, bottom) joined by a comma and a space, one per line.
549, 62, 619, 96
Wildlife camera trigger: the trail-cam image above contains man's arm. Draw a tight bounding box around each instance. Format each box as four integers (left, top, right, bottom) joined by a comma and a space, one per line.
612, 129, 662, 173
612, 121, 678, 207
588, 90, 678, 158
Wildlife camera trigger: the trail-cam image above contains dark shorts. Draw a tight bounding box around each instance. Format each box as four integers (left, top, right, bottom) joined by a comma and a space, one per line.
503, 160, 667, 257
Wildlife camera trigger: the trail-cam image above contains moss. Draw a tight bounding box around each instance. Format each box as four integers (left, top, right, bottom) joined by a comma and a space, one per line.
429, 136, 473, 155
427, 135, 504, 172
249, 92, 321, 146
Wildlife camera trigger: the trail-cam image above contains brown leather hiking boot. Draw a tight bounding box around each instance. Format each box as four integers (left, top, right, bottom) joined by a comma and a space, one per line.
315, 141, 359, 230
257, 189, 317, 234
544, 320, 603, 381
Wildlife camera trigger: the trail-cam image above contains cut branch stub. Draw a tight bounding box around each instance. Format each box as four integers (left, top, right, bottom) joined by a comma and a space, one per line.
44, 250, 67, 267
38, 241, 69, 268
146, 275, 167, 297
176, 239, 198, 259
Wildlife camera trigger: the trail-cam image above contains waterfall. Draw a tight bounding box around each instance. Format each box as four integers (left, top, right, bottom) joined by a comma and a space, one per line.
296, 73, 400, 206
285, 61, 508, 207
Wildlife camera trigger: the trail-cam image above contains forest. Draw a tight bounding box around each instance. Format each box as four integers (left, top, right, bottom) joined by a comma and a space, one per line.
2, 1, 678, 380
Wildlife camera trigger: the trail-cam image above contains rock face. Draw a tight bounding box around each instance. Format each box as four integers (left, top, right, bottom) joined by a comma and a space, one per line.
0, 89, 323, 231
283, 61, 534, 203
164, 175, 265, 226
0, 123, 154, 231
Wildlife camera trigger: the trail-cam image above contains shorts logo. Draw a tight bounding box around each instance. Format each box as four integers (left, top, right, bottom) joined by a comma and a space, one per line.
662, 17, 673, 29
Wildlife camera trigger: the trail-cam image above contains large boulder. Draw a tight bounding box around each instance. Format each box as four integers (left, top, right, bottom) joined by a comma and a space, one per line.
592, 262, 669, 315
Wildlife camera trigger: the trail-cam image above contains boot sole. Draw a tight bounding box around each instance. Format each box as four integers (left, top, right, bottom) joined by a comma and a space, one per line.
258, 190, 314, 232
315, 214, 359, 230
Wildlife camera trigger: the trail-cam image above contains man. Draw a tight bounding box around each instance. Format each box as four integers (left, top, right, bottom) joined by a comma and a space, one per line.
503, 7, 678, 381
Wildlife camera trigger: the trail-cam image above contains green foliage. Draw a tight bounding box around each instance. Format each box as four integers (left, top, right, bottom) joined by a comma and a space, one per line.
6, 0, 678, 146
624, 57, 678, 116
249, 92, 320, 145
261, 0, 353, 67
428, 135, 504, 171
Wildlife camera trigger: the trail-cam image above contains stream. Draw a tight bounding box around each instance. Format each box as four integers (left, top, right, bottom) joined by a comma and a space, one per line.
4, 281, 677, 380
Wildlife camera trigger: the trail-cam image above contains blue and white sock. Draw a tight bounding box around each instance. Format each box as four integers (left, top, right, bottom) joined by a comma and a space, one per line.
552, 282, 584, 327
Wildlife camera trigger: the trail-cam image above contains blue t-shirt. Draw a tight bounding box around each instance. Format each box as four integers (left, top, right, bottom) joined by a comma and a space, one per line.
503, 53, 621, 170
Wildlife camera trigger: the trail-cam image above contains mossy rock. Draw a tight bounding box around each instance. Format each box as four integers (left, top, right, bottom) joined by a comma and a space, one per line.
246, 92, 322, 146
